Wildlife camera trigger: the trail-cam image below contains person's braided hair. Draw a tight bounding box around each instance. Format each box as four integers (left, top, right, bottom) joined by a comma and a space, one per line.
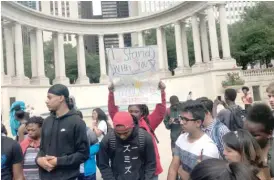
139, 104, 159, 143
26, 116, 44, 128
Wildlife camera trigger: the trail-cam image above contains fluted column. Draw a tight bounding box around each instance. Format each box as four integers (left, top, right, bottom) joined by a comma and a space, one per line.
1, 28, 4, 76
138, 31, 145, 47
30, 30, 37, 78
156, 27, 164, 70
191, 15, 203, 65
76, 34, 89, 84
31, 29, 49, 85
219, 4, 231, 59
118, 33, 124, 48
162, 30, 169, 70
53, 32, 69, 84
181, 22, 190, 68
4, 26, 15, 77
0, 26, 10, 84
207, 6, 220, 60
174, 21, 184, 72
13, 23, 29, 84
53, 34, 59, 79
200, 15, 210, 63
99, 35, 108, 83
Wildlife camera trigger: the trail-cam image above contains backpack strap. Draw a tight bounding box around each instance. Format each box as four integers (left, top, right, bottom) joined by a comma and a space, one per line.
109, 131, 116, 152
138, 128, 146, 156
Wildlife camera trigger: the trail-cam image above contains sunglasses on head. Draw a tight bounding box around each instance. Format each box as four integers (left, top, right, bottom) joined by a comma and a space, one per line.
179, 115, 199, 122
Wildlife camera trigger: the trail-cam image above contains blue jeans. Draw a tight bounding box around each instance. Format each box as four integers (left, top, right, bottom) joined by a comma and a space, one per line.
152, 175, 158, 180
77, 173, 96, 180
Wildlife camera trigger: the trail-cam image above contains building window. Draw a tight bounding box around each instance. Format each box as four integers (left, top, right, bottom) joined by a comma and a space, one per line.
61, 1, 65, 6
64, 34, 67, 41
62, 12, 65, 17
68, 35, 72, 41
39, 1, 42, 11
67, 11, 70, 17
50, 1, 53, 12
252, 86, 261, 101
55, 1, 58, 8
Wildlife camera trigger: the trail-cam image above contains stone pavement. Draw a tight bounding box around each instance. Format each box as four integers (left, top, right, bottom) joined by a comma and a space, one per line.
95, 123, 172, 180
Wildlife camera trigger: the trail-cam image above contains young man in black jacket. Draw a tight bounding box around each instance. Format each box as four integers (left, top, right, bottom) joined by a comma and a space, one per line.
97, 111, 156, 180
36, 84, 89, 180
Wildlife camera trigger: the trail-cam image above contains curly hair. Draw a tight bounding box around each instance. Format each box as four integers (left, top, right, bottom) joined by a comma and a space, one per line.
26, 116, 44, 128
246, 103, 274, 133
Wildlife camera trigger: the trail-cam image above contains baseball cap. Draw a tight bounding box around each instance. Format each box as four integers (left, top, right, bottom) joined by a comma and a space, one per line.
113, 112, 134, 130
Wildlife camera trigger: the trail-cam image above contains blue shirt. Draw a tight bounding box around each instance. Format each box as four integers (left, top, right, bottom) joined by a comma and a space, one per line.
202, 119, 230, 159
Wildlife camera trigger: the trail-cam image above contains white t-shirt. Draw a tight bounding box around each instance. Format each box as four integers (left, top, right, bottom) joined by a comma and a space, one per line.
174, 133, 220, 173
97, 120, 108, 142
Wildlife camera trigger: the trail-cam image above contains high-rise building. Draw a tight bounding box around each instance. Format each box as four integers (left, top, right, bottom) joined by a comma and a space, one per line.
17, 1, 41, 46
214, 1, 257, 24
79, 1, 132, 54
40, 1, 79, 46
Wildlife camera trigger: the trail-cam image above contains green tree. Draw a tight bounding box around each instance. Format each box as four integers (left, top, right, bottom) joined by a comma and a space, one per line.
229, 2, 274, 69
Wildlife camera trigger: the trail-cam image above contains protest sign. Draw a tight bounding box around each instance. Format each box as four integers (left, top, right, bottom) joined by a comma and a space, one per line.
107, 45, 161, 105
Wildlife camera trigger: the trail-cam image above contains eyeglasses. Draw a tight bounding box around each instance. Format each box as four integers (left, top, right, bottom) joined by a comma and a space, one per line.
179, 116, 198, 122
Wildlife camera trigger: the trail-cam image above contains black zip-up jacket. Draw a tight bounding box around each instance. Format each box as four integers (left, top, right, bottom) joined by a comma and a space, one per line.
97, 127, 156, 180
36, 109, 89, 180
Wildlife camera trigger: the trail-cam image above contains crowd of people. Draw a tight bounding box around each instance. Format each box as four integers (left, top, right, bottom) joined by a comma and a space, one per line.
1, 81, 274, 180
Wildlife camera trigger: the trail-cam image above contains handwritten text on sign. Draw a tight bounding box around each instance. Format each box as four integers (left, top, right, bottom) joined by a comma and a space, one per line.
107, 46, 161, 105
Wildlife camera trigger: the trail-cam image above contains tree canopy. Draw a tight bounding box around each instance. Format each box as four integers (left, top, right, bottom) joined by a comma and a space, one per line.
229, 2, 274, 69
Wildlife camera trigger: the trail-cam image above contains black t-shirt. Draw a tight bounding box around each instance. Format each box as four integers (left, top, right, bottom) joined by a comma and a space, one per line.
1, 135, 23, 180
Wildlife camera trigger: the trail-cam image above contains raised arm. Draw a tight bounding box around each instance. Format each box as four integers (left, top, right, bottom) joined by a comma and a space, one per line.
108, 83, 119, 120
148, 82, 167, 131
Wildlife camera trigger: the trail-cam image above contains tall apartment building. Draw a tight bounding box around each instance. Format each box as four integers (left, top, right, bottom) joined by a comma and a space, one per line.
17, 1, 41, 46
40, 1, 79, 46
214, 1, 257, 24
18, 1, 79, 46
79, 1, 132, 54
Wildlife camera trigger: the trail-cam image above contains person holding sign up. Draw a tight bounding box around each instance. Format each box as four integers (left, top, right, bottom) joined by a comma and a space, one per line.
108, 81, 166, 180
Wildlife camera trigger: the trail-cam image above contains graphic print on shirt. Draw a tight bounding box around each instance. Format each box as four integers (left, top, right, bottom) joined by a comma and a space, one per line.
122, 144, 139, 175
1, 155, 7, 169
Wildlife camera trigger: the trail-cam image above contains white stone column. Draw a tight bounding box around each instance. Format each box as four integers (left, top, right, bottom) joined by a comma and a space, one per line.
53, 32, 69, 84
138, 31, 145, 47
0, 26, 11, 85
219, 3, 231, 59
76, 34, 89, 84
13, 23, 29, 84
30, 30, 37, 78
200, 15, 210, 63
156, 27, 168, 77
4, 26, 15, 77
118, 33, 124, 48
1, 28, 4, 76
162, 30, 169, 70
181, 22, 190, 68
98, 35, 108, 83
32, 29, 49, 85
53, 33, 59, 79
191, 15, 203, 65
207, 6, 220, 60
174, 21, 184, 73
